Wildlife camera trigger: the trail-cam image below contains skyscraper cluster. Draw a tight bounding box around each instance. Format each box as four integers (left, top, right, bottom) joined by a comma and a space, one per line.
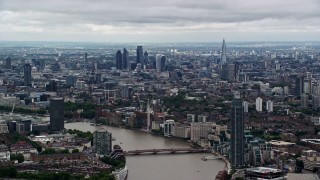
115, 48, 129, 70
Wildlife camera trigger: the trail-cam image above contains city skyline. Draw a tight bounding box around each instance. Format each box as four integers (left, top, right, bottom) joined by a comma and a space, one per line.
1, 0, 320, 42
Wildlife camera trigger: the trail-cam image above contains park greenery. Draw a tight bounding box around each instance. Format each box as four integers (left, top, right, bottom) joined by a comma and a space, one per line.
0, 105, 46, 114
67, 129, 93, 141
64, 102, 96, 119
10, 153, 24, 163
41, 148, 70, 155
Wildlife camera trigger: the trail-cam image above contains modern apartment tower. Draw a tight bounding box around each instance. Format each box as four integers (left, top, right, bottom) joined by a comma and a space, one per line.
256, 97, 263, 112
23, 63, 32, 86
266, 100, 273, 112
231, 95, 244, 168
49, 98, 64, 131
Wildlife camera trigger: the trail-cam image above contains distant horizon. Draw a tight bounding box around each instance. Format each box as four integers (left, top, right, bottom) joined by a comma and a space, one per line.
1, 39, 320, 44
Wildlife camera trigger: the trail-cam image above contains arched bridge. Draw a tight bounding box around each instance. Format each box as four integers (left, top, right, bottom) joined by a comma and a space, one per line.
123, 148, 209, 156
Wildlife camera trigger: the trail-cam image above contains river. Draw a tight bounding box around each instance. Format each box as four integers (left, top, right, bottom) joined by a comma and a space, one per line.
65, 122, 225, 180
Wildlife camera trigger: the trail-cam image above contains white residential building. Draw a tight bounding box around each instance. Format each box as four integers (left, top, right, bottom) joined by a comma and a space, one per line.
190, 122, 213, 143
164, 120, 175, 137
172, 125, 190, 139
266, 100, 273, 112
256, 97, 263, 112
243, 101, 249, 113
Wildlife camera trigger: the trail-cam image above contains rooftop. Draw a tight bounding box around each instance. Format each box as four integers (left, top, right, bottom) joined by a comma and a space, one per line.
268, 140, 295, 146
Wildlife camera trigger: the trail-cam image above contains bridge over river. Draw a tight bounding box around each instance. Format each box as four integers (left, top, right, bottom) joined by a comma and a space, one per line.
123, 148, 209, 156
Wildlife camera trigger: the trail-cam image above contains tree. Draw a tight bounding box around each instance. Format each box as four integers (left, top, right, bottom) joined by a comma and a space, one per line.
72, 149, 79, 153
10, 153, 24, 163
60, 149, 70, 154
0, 167, 17, 178
42, 148, 57, 155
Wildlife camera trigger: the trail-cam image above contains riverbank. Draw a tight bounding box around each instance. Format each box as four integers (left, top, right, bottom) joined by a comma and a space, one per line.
76, 121, 201, 148
65, 122, 226, 180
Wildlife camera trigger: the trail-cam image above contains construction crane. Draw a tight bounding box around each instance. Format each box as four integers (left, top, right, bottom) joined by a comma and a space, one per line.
11, 103, 15, 114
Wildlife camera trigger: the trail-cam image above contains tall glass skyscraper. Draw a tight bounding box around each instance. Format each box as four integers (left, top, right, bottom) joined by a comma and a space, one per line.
220, 39, 228, 80
49, 98, 64, 131
123, 48, 129, 70
136, 46, 144, 65
23, 63, 32, 86
231, 95, 244, 168
116, 50, 123, 70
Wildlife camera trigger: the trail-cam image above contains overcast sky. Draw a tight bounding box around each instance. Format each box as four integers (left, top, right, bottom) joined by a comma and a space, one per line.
1, 0, 320, 42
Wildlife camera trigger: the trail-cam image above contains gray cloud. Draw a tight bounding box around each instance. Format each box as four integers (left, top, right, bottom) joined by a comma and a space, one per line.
0, 0, 320, 42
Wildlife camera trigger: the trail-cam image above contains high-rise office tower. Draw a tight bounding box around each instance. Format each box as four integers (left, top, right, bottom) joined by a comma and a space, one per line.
266, 100, 273, 112
23, 63, 32, 86
227, 63, 236, 81
93, 130, 112, 155
256, 97, 263, 112
5, 57, 11, 69
295, 76, 304, 96
49, 98, 64, 131
156, 54, 162, 72
144, 51, 149, 65
136, 46, 144, 66
231, 95, 244, 168
116, 50, 123, 70
160, 55, 166, 72
220, 39, 228, 80
123, 48, 129, 70
84, 53, 88, 64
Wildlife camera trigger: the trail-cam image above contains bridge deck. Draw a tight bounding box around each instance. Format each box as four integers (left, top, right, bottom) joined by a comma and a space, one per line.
123, 148, 209, 156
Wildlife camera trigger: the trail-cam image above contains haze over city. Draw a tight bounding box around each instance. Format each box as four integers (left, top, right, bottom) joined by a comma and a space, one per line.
2, 0, 320, 180
1, 0, 320, 42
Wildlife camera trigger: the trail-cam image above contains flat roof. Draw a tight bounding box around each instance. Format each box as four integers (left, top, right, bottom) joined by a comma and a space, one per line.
301, 139, 320, 145
268, 140, 295, 146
